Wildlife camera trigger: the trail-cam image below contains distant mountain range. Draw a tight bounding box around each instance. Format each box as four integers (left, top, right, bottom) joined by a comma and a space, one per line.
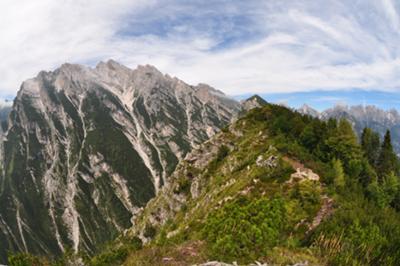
0, 100, 11, 130
298, 104, 400, 155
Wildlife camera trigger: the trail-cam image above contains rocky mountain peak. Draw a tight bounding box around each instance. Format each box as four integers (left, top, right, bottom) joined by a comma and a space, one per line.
54, 63, 96, 85
59, 62, 88, 72
241, 95, 267, 111
19, 78, 41, 96
96, 59, 131, 75
135, 64, 163, 76
0, 60, 241, 261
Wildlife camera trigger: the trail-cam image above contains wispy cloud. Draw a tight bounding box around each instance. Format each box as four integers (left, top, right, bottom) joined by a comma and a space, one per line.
382, 0, 400, 30
311, 96, 348, 103
1, 0, 400, 97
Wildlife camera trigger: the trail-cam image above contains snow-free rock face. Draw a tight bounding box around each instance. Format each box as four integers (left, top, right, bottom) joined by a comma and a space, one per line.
298, 104, 400, 155
0, 60, 241, 261
240, 95, 267, 112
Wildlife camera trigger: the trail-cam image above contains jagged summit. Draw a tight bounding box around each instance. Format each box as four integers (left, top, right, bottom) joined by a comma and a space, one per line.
135, 64, 163, 75
16, 60, 239, 111
95, 59, 132, 75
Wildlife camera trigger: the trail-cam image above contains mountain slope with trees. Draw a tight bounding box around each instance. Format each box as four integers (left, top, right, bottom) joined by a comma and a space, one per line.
21, 101, 399, 266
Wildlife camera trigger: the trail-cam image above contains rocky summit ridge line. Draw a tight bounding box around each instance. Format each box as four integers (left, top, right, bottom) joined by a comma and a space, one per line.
0, 60, 241, 261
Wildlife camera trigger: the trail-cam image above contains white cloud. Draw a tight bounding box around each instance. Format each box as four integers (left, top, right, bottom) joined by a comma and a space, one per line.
0, 0, 155, 95
382, 0, 400, 30
1, 0, 400, 97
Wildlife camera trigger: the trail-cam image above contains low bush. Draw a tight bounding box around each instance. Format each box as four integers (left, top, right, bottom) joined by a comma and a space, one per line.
202, 197, 286, 264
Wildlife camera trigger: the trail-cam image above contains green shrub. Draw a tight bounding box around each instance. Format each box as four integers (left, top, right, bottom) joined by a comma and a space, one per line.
144, 224, 157, 239
173, 176, 191, 195
291, 180, 321, 216
258, 158, 294, 183
89, 247, 128, 266
89, 237, 142, 266
7, 253, 48, 266
312, 193, 400, 265
129, 236, 143, 250
202, 197, 286, 263
216, 145, 230, 162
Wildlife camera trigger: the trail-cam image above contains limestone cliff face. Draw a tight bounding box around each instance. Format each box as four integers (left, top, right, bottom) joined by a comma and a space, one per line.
0, 60, 240, 261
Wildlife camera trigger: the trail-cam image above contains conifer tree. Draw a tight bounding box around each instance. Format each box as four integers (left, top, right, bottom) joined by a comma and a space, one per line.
361, 127, 380, 166
332, 158, 345, 189
358, 158, 377, 187
383, 172, 400, 203
325, 119, 362, 174
376, 130, 399, 178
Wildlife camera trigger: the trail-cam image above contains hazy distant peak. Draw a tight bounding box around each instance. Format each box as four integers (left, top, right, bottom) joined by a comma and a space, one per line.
299, 103, 311, 109
0, 99, 12, 109
298, 104, 319, 116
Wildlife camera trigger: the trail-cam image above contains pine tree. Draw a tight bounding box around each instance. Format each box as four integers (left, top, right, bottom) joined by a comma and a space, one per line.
376, 130, 399, 179
332, 158, 345, 189
325, 119, 362, 174
383, 172, 400, 203
358, 158, 377, 187
361, 127, 380, 166
368, 172, 400, 208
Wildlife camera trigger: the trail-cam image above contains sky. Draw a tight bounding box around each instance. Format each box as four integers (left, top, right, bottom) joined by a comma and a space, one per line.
1, 0, 400, 109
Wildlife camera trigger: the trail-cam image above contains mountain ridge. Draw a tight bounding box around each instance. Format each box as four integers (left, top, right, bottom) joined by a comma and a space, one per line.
85, 101, 400, 266
4, 63, 400, 264
0, 60, 241, 262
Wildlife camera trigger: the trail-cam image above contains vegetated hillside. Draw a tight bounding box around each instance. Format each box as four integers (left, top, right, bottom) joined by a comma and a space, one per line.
78, 103, 400, 265
0, 60, 240, 263
8, 102, 400, 266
